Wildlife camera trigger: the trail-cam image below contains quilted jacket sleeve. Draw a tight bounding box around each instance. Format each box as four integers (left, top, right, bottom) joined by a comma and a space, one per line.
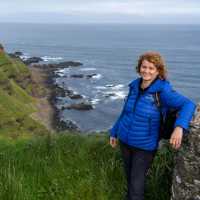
160, 81, 196, 130
109, 110, 123, 138
109, 88, 131, 138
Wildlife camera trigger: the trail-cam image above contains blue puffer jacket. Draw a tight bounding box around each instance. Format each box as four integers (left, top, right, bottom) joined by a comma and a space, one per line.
109, 77, 196, 151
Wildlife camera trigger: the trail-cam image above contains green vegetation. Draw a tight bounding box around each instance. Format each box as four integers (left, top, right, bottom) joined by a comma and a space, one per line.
0, 52, 48, 136
0, 133, 174, 200
0, 51, 174, 200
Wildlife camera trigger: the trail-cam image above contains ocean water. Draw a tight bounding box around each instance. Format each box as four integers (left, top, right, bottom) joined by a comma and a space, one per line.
1, 23, 200, 132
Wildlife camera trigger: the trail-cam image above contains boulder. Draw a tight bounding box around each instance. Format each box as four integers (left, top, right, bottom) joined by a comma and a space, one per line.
57, 61, 83, 67
66, 102, 93, 110
70, 74, 84, 78
14, 51, 23, 56
54, 87, 66, 97
86, 73, 97, 79
24, 57, 43, 65
31, 61, 83, 69
171, 103, 200, 200
68, 94, 83, 99
0, 43, 4, 50
57, 119, 80, 132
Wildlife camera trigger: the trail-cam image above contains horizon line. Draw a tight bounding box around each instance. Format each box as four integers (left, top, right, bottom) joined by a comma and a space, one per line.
0, 21, 200, 25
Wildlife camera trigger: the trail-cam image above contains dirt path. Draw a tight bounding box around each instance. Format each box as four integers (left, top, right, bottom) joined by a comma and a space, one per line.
29, 66, 55, 132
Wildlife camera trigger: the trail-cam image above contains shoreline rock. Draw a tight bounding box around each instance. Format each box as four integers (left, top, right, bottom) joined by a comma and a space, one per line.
24, 57, 44, 65
31, 61, 83, 69
28, 58, 84, 132
65, 102, 93, 111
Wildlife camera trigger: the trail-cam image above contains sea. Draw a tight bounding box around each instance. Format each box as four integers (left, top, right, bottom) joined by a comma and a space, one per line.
0, 23, 200, 132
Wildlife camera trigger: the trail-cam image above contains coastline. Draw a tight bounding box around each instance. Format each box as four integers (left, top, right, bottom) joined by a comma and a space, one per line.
28, 61, 84, 133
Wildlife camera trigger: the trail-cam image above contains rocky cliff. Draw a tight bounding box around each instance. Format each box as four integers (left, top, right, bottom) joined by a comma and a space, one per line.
171, 103, 200, 200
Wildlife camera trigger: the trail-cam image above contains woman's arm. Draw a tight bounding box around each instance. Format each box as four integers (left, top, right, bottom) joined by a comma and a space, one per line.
109, 105, 125, 148
160, 81, 196, 131
109, 87, 132, 138
160, 81, 196, 149
109, 106, 125, 138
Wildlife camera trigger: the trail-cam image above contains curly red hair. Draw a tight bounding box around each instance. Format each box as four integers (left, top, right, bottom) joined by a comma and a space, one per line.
136, 51, 167, 80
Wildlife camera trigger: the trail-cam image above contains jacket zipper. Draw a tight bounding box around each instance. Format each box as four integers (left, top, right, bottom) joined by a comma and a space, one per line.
133, 92, 141, 113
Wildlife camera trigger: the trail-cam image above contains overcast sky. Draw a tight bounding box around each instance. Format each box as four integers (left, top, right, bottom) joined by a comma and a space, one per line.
0, 0, 200, 24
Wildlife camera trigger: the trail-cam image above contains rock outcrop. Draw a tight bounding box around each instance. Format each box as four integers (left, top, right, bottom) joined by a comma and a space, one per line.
24, 57, 44, 65
0, 43, 4, 53
171, 103, 200, 200
65, 102, 93, 111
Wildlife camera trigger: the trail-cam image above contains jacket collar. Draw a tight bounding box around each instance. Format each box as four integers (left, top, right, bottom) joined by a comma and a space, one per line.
129, 77, 167, 93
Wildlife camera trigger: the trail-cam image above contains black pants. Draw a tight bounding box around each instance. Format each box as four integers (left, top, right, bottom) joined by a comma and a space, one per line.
119, 140, 157, 200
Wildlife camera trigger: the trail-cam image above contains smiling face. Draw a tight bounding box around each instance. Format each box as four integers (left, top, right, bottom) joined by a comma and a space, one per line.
139, 59, 159, 83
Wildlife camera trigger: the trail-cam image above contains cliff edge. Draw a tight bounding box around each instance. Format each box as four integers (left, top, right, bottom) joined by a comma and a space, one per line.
171, 103, 200, 200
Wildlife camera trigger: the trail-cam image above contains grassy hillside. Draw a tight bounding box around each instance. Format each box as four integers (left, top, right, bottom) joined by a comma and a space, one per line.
0, 52, 48, 137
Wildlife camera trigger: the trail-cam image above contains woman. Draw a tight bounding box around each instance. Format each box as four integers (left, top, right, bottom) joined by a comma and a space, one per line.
109, 52, 196, 200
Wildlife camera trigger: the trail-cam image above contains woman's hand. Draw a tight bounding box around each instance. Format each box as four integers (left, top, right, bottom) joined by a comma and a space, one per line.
110, 136, 118, 148
170, 126, 183, 149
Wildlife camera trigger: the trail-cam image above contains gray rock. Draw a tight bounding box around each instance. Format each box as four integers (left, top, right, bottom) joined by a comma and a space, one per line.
24, 57, 43, 65
66, 102, 93, 110
0, 43, 4, 49
70, 74, 84, 78
31, 61, 83, 70
0, 44, 4, 52
14, 51, 23, 56
57, 120, 80, 132
57, 61, 83, 67
171, 103, 200, 200
68, 93, 83, 99
86, 73, 97, 79
64, 88, 83, 99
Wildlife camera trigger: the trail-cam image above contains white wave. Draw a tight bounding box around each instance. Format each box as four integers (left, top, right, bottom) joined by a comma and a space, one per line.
94, 83, 126, 101
42, 56, 63, 62
56, 68, 69, 73
95, 86, 107, 90
91, 74, 102, 79
54, 68, 69, 77
109, 91, 126, 100
105, 84, 114, 87
90, 98, 101, 105
112, 84, 125, 89
80, 67, 96, 71
19, 55, 30, 60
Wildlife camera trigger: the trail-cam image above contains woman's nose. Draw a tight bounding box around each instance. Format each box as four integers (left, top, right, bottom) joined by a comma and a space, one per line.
144, 68, 150, 73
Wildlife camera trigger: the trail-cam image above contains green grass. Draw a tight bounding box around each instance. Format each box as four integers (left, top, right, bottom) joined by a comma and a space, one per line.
145, 142, 174, 200
0, 87, 44, 136
0, 52, 48, 136
9, 79, 34, 103
0, 53, 29, 80
0, 133, 174, 200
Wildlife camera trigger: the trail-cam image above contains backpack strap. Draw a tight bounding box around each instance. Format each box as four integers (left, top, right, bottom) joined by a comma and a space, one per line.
153, 92, 161, 109
153, 92, 163, 140
153, 92, 164, 132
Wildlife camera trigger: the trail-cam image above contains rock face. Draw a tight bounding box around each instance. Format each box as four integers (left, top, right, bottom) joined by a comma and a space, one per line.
32, 61, 83, 69
24, 57, 44, 65
56, 120, 80, 132
66, 102, 93, 110
0, 43, 4, 53
171, 103, 200, 200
